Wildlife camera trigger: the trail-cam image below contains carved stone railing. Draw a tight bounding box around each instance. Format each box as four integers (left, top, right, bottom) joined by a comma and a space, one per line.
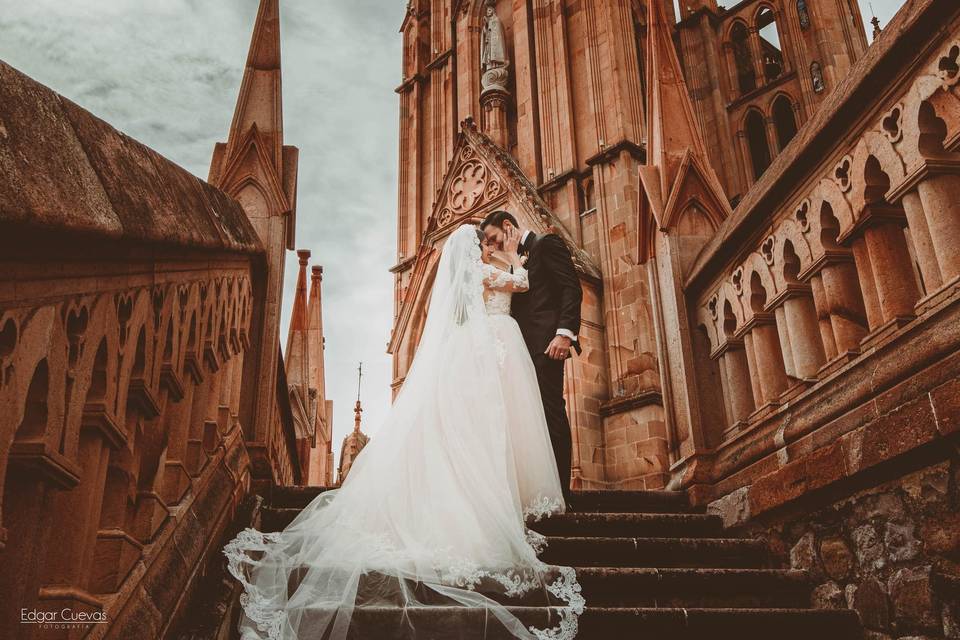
679, 1, 960, 517
0, 59, 299, 639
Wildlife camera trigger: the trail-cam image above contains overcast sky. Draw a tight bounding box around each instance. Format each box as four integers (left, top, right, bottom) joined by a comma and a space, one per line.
0, 0, 905, 467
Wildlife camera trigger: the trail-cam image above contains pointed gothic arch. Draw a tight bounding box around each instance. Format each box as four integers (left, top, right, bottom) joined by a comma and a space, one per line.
744, 108, 772, 179
729, 21, 756, 94
755, 5, 785, 82
771, 94, 798, 149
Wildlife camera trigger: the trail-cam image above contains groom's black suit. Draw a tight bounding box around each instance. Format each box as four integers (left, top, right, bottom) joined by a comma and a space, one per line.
510, 232, 582, 500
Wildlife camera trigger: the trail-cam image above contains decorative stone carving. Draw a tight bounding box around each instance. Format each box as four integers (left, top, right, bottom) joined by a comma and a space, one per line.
795, 199, 811, 232
881, 104, 904, 143
937, 41, 960, 88
437, 208, 453, 227
449, 161, 487, 212
480, 1, 509, 93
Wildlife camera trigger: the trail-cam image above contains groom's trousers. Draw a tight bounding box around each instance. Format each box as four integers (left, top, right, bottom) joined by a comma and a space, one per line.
533, 353, 573, 499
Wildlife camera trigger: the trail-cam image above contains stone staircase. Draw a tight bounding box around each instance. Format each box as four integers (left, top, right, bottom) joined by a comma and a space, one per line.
253, 487, 865, 639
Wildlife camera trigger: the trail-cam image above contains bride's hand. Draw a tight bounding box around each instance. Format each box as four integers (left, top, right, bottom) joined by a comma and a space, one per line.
491, 249, 517, 266
502, 225, 521, 255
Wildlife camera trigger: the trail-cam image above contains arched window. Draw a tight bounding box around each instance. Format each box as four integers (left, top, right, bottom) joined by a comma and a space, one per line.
745, 109, 771, 179
772, 95, 798, 148
757, 7, 784, 81
811, 61, 825, 93
797, 0, 811, 30
731, 22, 756, 94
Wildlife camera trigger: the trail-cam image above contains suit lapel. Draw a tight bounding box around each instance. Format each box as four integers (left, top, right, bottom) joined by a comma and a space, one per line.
522, 232, 539, 260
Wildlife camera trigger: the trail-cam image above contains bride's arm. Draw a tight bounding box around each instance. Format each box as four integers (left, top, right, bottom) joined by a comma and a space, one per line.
482, 262, 529, 292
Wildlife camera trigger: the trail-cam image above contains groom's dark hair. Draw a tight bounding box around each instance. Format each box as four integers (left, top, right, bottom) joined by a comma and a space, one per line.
480, 210, 519, 230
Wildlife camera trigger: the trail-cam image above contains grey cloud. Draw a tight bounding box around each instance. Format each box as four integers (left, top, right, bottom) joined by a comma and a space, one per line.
0, 0, 405, 465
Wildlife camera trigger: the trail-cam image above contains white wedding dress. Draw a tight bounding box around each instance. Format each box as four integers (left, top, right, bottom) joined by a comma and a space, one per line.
224, 224, 584, 640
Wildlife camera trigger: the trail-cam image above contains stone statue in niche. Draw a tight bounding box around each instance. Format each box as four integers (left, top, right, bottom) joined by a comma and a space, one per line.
480, 1, 509, 93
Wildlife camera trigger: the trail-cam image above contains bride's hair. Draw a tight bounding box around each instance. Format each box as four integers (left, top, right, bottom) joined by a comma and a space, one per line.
475, 227, 485, 245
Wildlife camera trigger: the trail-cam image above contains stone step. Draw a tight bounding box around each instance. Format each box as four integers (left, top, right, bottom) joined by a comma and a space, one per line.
268, 484, 334, 509
577, 607, 864, 639
266, 486, 698, 513
260, 507, 727, 539
530, 512, 725, 538
336, 606, 863, 639
571, 489, 700, 513
260, 506, 300, 533
575, 567, 812, 608
539, 536, 770, 568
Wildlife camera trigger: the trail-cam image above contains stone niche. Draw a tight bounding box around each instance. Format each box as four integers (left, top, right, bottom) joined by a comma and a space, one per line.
739, 460, 960, 639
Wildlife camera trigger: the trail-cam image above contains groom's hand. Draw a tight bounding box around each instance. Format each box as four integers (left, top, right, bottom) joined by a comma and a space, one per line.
545, 335, 572, 360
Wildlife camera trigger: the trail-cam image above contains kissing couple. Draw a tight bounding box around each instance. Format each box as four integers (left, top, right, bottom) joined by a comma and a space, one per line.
225, 211, 586, 640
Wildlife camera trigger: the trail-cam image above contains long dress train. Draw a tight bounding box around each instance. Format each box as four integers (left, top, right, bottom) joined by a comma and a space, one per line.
223, 224, 584, 640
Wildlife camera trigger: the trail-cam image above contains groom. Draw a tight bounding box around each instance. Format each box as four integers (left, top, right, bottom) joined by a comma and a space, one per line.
481, 211, 583, 505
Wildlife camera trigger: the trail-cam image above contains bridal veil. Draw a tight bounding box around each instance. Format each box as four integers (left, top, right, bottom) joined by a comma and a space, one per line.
224, 224, 583, 640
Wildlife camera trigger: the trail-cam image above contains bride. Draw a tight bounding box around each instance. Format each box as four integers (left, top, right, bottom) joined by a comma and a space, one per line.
224, 224, 584, 640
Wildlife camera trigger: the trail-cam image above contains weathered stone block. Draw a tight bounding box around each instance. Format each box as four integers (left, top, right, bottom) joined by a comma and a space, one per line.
889, 565, 938, 632
820, 536, 855, 581
811, 580, 845, 609
853, 578, 891, 630
790, 531, 818, 572
930, 377, 960, 436
885, 521, 921, 562
853, 524, 886, 572
859, 396, 937, 470
707, 486, 750, 529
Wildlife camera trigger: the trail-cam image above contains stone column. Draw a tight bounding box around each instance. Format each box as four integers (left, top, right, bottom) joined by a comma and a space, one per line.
161, 389, 192, 505
723, 43, 739, 99
818, 257, 868, 354
91, 448, 142, 594
862, 218, 920, 322
735, 130, 754, 187
480, 88, 510, 149
203, 367, 223, 454
719, 342, 754, 425
766, 116, 782, 155
773, 305, 796, 377
743, 315, 790, 406
899, 190, 943, 293
186, 371, 211, 477
849, 236, 883, 330
915, 172, 960, 282
38, 430, 110, 611
809, 272, 839, 360
748, 27, 766, 86
742, 331, 763, 410
778, 290, 826, 379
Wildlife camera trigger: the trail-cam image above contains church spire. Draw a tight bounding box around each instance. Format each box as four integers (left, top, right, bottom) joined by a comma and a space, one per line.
353, 362, 363, 433
285, 249, 311, 439
208, 0, 297, 247
224, 0, 283, 173
645, 0, 712, 193
307, 265, 326, 413
286, 249, 311, 357
642, 0, 729, 224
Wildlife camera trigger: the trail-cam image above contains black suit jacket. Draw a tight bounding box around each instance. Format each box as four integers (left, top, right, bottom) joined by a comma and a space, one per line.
511, 232, 583, 357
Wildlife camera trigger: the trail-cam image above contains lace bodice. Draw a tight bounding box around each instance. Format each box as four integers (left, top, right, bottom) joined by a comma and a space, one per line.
482, 263, 528, 315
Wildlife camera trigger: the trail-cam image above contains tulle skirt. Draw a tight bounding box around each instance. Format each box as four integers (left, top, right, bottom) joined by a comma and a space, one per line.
224, 312, 583, 640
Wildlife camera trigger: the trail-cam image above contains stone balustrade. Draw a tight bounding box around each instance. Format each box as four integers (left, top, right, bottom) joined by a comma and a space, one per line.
0, 59, 301, 639
682, 14, 960, 513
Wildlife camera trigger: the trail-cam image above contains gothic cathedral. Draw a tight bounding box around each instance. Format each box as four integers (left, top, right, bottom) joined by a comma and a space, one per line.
390, 0, 868, 491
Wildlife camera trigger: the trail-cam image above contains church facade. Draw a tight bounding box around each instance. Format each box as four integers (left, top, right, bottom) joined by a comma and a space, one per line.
390, 0, 873, 493
391, 0, 960, 631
